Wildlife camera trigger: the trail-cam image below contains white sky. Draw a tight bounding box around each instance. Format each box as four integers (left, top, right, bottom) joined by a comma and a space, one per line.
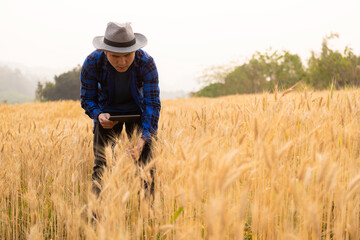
0, 0, 359, 92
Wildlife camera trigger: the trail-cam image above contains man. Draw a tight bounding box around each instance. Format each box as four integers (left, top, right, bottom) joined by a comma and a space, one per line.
80, 22, 161, 197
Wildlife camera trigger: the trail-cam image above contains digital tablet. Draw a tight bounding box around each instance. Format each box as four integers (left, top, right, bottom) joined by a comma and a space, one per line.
108, 114, 141, 122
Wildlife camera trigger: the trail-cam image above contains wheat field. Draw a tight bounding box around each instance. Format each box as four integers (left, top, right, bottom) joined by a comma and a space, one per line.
1, 89, 360, 240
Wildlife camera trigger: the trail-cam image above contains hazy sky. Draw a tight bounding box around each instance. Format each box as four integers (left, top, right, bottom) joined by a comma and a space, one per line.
0, 0, 359, 92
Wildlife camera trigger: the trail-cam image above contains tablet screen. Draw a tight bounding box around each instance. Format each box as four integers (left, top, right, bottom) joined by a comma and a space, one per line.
108, 114, 141, 122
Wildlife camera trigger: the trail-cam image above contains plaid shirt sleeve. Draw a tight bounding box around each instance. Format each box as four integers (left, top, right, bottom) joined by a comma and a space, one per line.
141, 56, 161, 141
80, 53, 103, 123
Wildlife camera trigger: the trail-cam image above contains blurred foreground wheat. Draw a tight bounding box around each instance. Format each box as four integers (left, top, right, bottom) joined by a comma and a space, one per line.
1, 89, 360, 240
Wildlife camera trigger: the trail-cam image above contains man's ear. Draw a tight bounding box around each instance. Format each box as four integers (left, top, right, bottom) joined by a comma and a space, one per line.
103, 51, 107, 55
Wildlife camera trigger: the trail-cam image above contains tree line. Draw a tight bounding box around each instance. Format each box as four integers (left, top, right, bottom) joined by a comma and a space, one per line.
193, 34, 360, 97
35, 34, 360, 101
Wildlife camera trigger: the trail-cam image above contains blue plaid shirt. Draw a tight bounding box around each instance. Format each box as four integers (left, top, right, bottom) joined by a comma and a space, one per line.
80, 49, 161, 141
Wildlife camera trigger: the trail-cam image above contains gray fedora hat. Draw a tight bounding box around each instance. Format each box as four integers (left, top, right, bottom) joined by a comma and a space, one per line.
93, 22, 147, 53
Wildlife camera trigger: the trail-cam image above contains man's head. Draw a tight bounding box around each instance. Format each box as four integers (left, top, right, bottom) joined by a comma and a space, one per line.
104, 51, 135, 72
93, 22, 147, 54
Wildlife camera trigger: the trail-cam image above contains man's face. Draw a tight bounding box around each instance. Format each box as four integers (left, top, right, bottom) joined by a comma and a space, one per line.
104, 51, 135, 72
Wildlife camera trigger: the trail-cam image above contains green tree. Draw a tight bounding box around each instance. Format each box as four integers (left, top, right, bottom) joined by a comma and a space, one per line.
41, 82, 56, 101
224, 57, 269, 95
306, 33, 360, 89
36, 65, 81, 101
274, 51, 306, 89
53, 65, 81, 100
191, 82, 226, 97
251, 50, 305, 91
194, 49, 305, 97
35, 82, 44, 101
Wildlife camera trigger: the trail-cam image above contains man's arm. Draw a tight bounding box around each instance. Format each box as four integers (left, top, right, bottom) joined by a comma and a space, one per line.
80, 55, 103, 122
140, 57, 161, 142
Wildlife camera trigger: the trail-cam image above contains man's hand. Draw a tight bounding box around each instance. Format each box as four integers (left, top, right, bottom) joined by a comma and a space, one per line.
98, 113, 118, 129
126, 138, 146, 161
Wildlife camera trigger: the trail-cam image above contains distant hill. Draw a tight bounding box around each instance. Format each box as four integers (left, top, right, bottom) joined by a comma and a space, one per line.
0, 65, 36, 104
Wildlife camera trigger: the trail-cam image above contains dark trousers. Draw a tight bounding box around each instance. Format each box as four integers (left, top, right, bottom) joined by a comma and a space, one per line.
92, 121, 155, 197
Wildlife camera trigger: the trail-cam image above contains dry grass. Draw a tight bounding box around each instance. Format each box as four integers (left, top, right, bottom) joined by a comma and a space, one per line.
1, 89, 360, 240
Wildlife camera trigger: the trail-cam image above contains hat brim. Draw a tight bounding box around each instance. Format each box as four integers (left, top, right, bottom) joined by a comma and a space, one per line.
92, 33, 147, 53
